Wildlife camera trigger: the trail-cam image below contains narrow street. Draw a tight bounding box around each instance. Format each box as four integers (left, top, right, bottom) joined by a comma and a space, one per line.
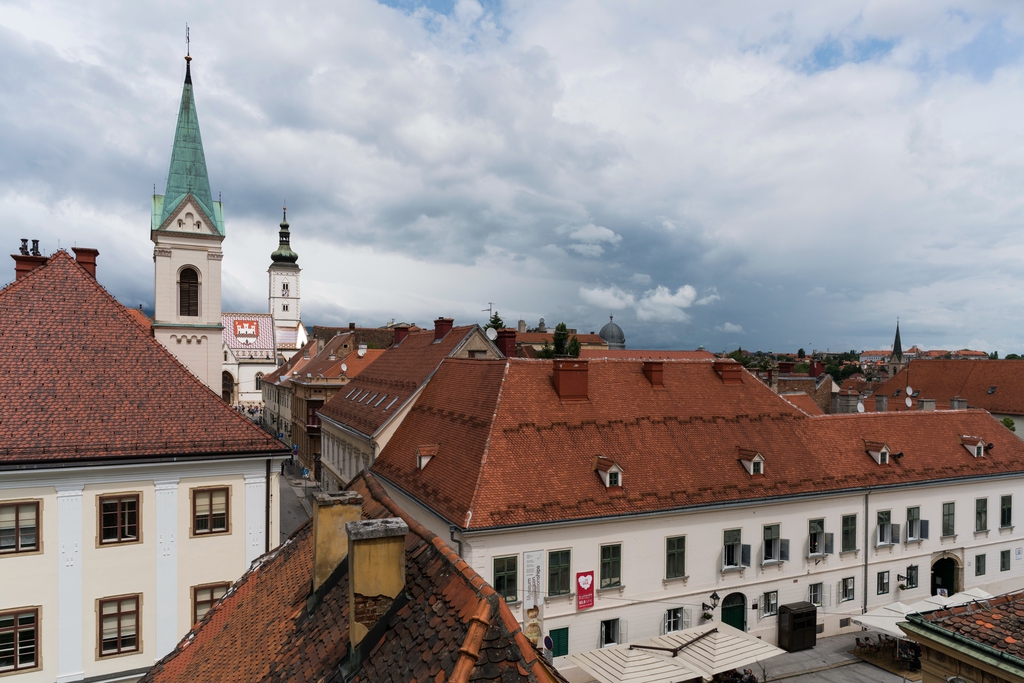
279, 464, 314, 542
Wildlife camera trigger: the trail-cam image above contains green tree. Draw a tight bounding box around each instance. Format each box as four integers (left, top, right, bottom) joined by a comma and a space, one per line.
1007, 354, 1021, 360
537, 340, 555, 359
567, 335, 581, 358
553, 322, 569, 356
797, 348, 806, 359
989, 351, 999, 360
485, 311, 505, 330
1003, 417, 1016, 432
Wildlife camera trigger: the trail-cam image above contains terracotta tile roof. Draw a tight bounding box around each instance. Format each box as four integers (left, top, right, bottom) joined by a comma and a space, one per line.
905, 590, 1024, 664
780, 392, 825, 415
517, 332, 606, 345
141, 472, 564, 683
222, 312, 275, 352
311, 326, 396, 351
0, 251, 286, 464
292, 333, 385, 382
878, 359, 1024, 415
264, 338, 319, 388
318, 326, 480, 438
579, 349, 715, 360
126, 307, 152, 332
373, 358, 1024, 530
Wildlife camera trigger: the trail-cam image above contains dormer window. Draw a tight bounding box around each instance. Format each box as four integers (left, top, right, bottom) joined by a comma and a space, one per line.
960, 436, 986, 458
864, 440, 890, 465
988, 386, 997, 395
593, 456, 623, 488
738, 449, 765, 476
416, 444, 438, 470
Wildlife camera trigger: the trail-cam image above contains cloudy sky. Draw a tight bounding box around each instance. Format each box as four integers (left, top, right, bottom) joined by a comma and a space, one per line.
4, 1, 1024, 353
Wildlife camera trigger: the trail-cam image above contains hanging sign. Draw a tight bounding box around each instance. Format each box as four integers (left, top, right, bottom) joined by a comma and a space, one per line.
576, 571, 595, 610
524, 550, 544, 610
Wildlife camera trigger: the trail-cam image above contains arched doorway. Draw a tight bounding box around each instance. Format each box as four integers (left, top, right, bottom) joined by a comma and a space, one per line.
222, 371, 234, 403
721, 593, 746, 631
931, 555, 962, 596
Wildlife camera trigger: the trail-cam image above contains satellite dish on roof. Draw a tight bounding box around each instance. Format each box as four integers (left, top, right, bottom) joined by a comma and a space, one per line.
857, 401, 865, 413
486, 327, 498, 341
905, 396, 913, 408
341, 363, 347, 373
905, 385, 913, 396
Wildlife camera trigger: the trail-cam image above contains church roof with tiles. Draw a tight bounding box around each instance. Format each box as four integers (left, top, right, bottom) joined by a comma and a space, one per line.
0, 251, 285, 465
372, 358, 1024, 530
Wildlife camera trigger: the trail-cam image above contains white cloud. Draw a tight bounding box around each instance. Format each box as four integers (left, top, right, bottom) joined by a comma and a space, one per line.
635, 285, 698, 322
695, 288, 721, 306
568, 224, 622, 244
578, 284, 636, 310
568, 243, 605, 257
630, 273, 651, 285
716, 322, 744, 334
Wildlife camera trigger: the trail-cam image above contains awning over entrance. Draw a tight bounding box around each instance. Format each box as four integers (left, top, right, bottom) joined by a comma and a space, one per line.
853, 589, 994, 639
568, 623, 786, 683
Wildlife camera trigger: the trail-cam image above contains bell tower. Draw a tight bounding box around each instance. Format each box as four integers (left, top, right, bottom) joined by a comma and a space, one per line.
268, 208, 306, 361
151, 52, 224, 391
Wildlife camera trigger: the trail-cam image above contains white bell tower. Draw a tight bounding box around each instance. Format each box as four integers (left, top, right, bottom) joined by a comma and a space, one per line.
268, 208, 306, 360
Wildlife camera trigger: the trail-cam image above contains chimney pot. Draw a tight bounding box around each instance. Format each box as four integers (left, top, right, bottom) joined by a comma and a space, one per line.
346, 518, 408, 652
496, 328, 517, 358
30, 239, 40, 257
393, 325, 410, 344
712, 359, 743, 385
918, 398, 936, 411
552, 359, 588, 400
311, 492, 363, 593
72, 247, 99, 278
950, 397, 967, 410
434, 317, 454, 341
11, 240, 48, 281
349, 322, 356, 331
642, 360, 664, 387
874, 395, 888, 412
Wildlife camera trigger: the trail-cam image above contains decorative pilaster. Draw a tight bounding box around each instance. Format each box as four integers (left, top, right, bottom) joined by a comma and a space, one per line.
56, 486, 83, 683
244, 474, 267, 565
154, 479, 179, 657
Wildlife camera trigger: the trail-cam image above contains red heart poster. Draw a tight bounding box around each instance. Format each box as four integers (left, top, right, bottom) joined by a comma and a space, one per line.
576, 571, 594, 610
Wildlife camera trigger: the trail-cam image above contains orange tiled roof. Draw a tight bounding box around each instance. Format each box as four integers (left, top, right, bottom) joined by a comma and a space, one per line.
905, 590, 1024, 663
517, 332, 606, 345
264, 338, 319, 388
141, 472, 563, 683
310, 325, 396, 350
878, 359, 1024, 415
291, 333, 385, 382
0, 251, 286, 463
780, 392, 825, 415
318, 326, 480, 437
372, 358, 1024, 530
126, 307, 152, 332
579, 348, 715, 360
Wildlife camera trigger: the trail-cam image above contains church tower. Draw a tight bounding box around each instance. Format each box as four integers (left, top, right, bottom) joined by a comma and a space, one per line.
887, 320, 906, 377
268, 209, 306, 360
151, 53, 224, 390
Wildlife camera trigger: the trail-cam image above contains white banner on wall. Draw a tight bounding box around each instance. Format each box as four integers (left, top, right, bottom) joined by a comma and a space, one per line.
524, 550, 544, 609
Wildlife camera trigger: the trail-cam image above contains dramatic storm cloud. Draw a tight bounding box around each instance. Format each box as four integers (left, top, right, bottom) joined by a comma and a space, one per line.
3, 1, 1024, 352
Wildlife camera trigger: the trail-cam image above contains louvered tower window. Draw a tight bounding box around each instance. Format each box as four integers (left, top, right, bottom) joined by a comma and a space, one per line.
179, 267, 199, 316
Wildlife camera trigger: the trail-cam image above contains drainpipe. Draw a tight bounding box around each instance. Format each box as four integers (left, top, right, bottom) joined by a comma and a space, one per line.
449, 524, 463, 557
862, 491, 870, 614
266, 459, 272, 554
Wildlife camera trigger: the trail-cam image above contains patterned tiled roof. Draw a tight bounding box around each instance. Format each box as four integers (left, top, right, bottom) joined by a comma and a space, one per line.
318, 326, 479, 438
0, 251, 286, 463
274, 321, 306, 350
878, 359, 1024, 415
373, 358, 1024, 530
310, 326, 396, 350
140, 472, 564, 683
222, 313, 275, 351
579, 348, 715, 360
904, 590, 1024, 664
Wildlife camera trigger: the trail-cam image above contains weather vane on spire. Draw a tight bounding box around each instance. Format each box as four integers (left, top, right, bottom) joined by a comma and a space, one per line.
185, 24, 191, 62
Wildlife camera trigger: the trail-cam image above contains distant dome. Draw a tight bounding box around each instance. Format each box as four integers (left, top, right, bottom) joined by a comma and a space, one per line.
599, 316, 626, 350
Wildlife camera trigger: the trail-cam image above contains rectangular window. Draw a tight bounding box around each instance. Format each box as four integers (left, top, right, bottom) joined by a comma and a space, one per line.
193, 488, 229, 535
99, 595, 139, 656
841, 577, 855, 602
763, 524, 780, 562
100, 495, 138, 544
493, 556, 518, 602
762, 590, 778, 616
1002, 550, 1011, 572
192, 583, 230, 624
608, 471, 620, 487
666, 536, 686, 579
548, 550, 571, 596
600, 544, 621, 588
907, 565, 919, 589
877, 571, 889, 595
599, 619, 619, 647
808, 519, 824, 555
841, 514, 857, 552
877, 510, 892, 545
907, 506, 920, 540
0, 502, 39, 554
808, 583, 822, 606
976, 498, 988, 532
976, 553, 986, 576
943, 502, 956, 537
0, 608, 38, 672
665, 607, 688, 633
723, 529, 742, 568
1001, 495, 1013, 528
549, 627, 568, 657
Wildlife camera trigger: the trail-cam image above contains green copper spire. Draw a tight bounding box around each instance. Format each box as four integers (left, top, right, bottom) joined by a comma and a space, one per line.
270, 207, 299, 268
891, 320, 903, 363
159, 55, 223, 233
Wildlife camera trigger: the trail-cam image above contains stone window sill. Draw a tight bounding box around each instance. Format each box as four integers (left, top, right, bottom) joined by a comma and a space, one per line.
543, 592, 574, 604
598, 584, 625, 594
663, 575, 689, 585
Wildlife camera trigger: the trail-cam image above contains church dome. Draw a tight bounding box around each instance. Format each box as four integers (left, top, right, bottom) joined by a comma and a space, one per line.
599, 316, 626, 350
270, 209, 299, 267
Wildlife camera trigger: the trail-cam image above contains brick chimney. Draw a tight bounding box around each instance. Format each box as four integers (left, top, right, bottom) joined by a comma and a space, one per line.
712, 359, 743, 385
311, 492, 363, 593
349, 322, 356, 331
643, 361, 664, 387
778, 361, 795, 374
12, 239, 47, 280
809, 360, 825, 377
346, 518, 408, 652
553, 359, 588, 400
874, 395, 888, 412
950, 397, 967, 410
434, 317, 454, 341
72, 247, 99, 278
496, 328, 516, 358
918, 398, 936, 411
393, 325, 410, 345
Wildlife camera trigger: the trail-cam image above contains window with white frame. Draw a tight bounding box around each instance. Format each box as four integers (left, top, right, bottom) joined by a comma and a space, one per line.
808, 583, 823, 606
976, 553, 986, 576
840, 577, 855, 602
876, 510, 896, 546
906, 506, 928, 541
762, 591, 778, 616
906, 565, 919, 589
942, 502, 956, 537
762, 524, 785, 563
722, 529, 749, 570
599, 618, 622, 647
877, 571, 889, 595
665, 607, 690, 633
976, 498, 988, 532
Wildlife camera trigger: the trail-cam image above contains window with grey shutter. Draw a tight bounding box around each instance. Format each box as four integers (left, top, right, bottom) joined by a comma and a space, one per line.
823, 533, 834, 555
780, 538, 790, 562
741, 544, 751, 568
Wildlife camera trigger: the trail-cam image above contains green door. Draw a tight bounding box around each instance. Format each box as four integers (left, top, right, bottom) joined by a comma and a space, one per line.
721, 593, 746, 631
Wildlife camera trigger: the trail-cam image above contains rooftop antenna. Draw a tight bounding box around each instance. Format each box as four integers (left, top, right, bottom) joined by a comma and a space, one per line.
186, 23, 190, 59
482, 302, 494, 318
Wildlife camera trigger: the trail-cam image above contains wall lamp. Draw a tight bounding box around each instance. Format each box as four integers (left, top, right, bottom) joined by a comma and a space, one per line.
701, 591, 721, 612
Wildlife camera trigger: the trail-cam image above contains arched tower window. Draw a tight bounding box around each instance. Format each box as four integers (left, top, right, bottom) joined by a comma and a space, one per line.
179, 268, 200, 317
255, 373, 264, 390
